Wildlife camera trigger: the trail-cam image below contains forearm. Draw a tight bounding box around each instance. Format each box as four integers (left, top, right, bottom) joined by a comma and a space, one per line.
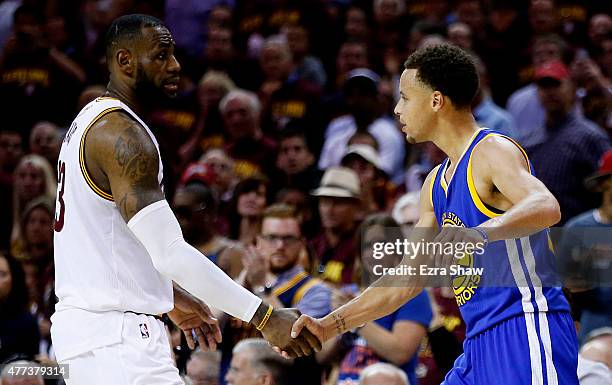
49, 48, 86, 83
128, 200, 262, 322
480, 192, 560, 241
319, 285, 422, 342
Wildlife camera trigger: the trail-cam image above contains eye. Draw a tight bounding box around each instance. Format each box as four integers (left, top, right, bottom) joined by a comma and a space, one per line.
156, 52, 167, 60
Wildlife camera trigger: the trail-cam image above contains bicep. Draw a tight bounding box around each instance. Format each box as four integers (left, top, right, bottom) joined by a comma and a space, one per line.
92, 115, 164, 222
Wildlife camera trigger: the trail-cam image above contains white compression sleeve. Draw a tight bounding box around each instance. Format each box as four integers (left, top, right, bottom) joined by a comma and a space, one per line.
127, 200, 262, 322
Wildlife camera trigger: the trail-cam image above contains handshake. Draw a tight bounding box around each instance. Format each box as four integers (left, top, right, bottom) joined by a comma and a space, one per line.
252, 305, 327, 359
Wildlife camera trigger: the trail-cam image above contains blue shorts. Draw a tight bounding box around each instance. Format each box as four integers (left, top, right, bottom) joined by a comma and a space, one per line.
442, 312, 579, 385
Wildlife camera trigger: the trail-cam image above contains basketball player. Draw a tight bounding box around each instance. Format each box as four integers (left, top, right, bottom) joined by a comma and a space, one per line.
291, 45, 579, 384
51, 14, 320, 385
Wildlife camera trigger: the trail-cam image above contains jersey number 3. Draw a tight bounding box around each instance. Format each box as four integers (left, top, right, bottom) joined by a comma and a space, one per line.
54, 161, 66, 232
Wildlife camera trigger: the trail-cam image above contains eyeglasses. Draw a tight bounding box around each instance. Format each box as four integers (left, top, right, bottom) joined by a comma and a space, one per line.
258, 234, 301, 245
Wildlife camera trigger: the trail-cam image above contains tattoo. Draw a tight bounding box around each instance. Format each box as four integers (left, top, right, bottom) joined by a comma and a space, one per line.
332, 313, 346, 335
113, 120, 160, 220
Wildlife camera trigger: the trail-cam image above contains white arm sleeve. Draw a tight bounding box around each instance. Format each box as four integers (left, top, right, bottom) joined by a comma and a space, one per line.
127, 200, 262, 322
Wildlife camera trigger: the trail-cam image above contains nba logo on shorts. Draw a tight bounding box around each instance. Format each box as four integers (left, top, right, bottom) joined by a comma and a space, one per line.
139, 323, 150, 339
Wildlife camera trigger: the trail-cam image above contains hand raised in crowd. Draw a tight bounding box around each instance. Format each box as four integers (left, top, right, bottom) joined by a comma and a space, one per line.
243, 244, 270, 288
258, 307, 322, 358
168, 287, 222, 351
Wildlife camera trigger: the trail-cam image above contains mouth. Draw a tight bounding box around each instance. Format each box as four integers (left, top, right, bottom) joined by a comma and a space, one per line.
163, 78, 180, 93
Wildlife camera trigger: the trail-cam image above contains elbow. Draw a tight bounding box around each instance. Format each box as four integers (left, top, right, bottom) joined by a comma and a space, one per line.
388, 350, 412, 366
542, 194, 562, 227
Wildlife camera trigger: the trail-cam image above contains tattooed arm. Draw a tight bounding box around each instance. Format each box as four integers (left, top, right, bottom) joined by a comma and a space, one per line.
86, 111, 163, 221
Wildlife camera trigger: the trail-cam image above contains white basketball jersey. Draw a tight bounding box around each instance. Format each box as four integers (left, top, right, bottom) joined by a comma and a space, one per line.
53, 97, 173, 316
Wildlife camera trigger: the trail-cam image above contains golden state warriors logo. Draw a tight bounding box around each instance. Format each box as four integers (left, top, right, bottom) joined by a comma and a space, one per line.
441, 212, 481, 306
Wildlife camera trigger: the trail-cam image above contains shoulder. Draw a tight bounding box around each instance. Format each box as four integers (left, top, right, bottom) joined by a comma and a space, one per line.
507, 84, 538, 106
564, 210, 596, 228
472, 134, 526, 167
88, 111, 157, 157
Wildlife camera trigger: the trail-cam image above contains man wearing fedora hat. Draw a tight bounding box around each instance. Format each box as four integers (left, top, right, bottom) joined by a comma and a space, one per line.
310, 167, 362, 286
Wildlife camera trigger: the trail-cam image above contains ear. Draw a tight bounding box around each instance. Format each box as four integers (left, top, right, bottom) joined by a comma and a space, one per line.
431, 91, 444, 112
115, 48, 135, 76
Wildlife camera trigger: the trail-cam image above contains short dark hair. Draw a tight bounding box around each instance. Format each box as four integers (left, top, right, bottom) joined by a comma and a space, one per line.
105, 14, 166, 63
13, 5, 44, 25
404, 44, 479, 109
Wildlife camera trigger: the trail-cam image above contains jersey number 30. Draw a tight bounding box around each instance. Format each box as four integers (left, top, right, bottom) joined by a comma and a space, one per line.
54, 161, 66, 232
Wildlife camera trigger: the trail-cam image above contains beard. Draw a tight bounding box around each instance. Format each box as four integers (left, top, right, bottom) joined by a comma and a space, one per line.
134, 64, 169, 107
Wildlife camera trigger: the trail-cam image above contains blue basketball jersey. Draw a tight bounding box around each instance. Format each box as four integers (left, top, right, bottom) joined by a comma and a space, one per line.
430, 128, 569, 338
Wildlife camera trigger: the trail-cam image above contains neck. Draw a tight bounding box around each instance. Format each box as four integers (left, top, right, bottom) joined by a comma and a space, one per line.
472, 90, 485, 109
546, 109, 571, 128
598, 192, 612, 222
324, 223, 353, 246
430, 111, 480, 163
239, 216, 260, 243
106, 79, 144, 115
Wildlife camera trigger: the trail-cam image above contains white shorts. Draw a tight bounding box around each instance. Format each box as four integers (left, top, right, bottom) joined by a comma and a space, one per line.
60, 312, 184, 385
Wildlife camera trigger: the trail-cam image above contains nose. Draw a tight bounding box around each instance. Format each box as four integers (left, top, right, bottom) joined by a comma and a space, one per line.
167, 54, 181, 74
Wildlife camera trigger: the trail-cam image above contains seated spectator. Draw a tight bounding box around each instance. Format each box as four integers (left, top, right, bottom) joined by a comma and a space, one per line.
526, 60, 610, 223
228, 175, 269, 246
0, 360, 44, 385
334, 40, 370, 90
580, 328, 612, 371
310, 167, 362, 286
29, 121, 61, 167
447, 22, 473, 51
274, 187, 318, 241
392, 191, 420, 236
359, 362, 409, 385
0, 252, 40, 363
319, 69, 406, 184
173, 182, 245, 278
282, 23, 327, 88
219, 90, 277, 179
10, 155, 56, 254
319, 214, 431, 385
77, 85, 106, 110
0, 128, 23, 249
471, 55, 515, 137
240, 203, 332, 318
186, 350, 222, 385
272, 125, 322, 195
200, 149, 238, 214
341, 144, 397, 213
225, 338, 292, 385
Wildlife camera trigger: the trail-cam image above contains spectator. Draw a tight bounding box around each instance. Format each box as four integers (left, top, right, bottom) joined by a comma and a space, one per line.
310, 167, 362, 286
186, 350, 222, 385
272, 125, 322, 194
173, 183, 245, 278
321, 214, 431, 385
240, 203, 332, 318
526, 60, 611, 223
588, 14, 612, 49
228, 175, 269, 246
391, 191, 420, 236
0, 360, 44, 385
0, 128, 23, 249
225, 338, 292, 385
344, 6, 371, 43
359, 362, 409, 385
454, 0, 486, 48
219, 89, 277, 179
447, 22, 473, 50
28, 121, 61, 167
580, 328, 612, 371
10, 155, 56, 253
319, 69, 406, 184
334, 40, 370, 90
0, 253, 40, 363
528, 0, 559, 37
274, 187, 318, 241
471, 55, 515, 137
77, 84, 106, 110
282, 23, 327, 88
506, 34, 570, 147
200, 148, 238, 208
557, 150, 612, 340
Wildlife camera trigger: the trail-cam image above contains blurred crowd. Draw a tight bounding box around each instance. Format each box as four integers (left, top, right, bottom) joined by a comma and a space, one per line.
0, 0, 611, 384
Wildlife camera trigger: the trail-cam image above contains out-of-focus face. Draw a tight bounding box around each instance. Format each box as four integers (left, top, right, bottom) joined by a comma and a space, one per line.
225, 349, 260, 385
209, 5, 232, 29
133, 26, 182, 100
222, 97, 259, 140
14, 161, 45, 203
237, 184, 267, 218
448, 22, 472, 50
337, 43, 368, 76
0, 131, 23, 170
285, 26, 309, 59
172, 190, 203, 242
259, 43, 293, 81
29, 123, 59, 161
394, 69, 437, 144
186, 356, 219, 385
456, 0, 484, 31
319, 196, 358, 232
0, 256, 12, 303
198, 81, 226, 111
532, 41, 563, 67
537, 78, 574, 117
277, 136, 313, 175
206, 28, 233, 62
257, 217, 302, 273
589, 14, 612, 45
343, 156, 376, 186
374, 0, 402, 25
345, 8, 368, 40
203, 151, 235, 190
528, 0, 558, 34
24, 207, 53, 247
